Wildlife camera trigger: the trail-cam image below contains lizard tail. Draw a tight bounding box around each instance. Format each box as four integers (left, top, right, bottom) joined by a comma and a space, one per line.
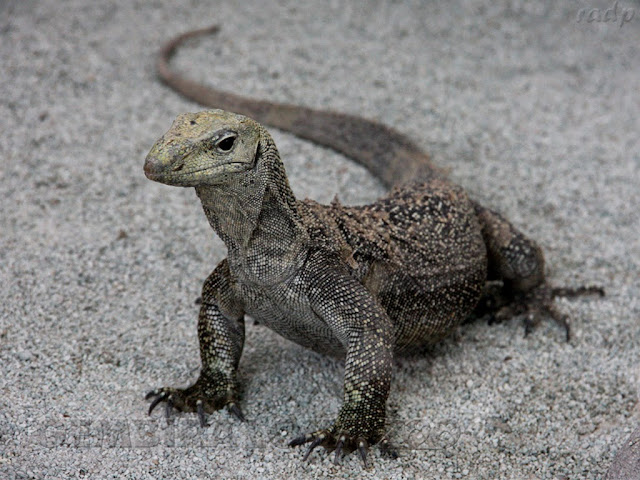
156, 26, 443, 188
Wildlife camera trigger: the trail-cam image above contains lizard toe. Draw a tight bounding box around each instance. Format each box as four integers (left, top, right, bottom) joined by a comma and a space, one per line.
145, 381, 241, 425
289, 428, 372, 466
477, 282, 604, 342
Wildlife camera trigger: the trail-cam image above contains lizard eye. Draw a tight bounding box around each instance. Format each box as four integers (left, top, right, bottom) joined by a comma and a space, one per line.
216, 135, 236, 152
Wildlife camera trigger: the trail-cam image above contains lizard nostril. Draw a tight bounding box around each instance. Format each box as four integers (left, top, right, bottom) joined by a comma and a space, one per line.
173, 163, 185, 172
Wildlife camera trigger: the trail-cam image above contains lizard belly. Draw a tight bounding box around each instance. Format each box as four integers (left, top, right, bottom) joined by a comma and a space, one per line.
379, 261, 486, 351
236, 280, 346, 357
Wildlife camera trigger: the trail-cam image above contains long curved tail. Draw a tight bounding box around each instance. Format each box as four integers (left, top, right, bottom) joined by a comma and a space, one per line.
156, 26, 442, 188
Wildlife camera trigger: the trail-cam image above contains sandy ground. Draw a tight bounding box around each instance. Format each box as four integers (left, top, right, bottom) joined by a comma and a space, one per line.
1, 1, 639, 478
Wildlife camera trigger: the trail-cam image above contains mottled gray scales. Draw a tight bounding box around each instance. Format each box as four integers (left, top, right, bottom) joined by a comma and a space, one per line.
145, 109, 533, 458
143, 28, 601, 465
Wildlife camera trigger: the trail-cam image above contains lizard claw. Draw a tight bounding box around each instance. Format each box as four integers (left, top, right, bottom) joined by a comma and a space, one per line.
302, 436, 325, 461
480, 282, 605, 342
357, 438, 369, 467
289, 430, 333, 461
196, 400, 208, 427
288, 433, 312, 447
333, 436, 345, 464
144, 380, 242, 425
164, 396, 174, 423
289, 429, 372, 466
146, 389, 175, 424
146, 389, 169, 416
379, 438, 399, 459
526, 284, 604, 341
227, 402, 246, 422
551, 285, 605, 298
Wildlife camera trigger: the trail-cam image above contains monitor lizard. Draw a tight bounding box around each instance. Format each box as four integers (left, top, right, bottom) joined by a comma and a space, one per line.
143, 26, 602, 465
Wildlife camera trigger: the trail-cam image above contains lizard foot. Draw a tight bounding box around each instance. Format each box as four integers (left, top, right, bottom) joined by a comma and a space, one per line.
145, 377, 244, 427
289, 396, 387, 465
489, 283, 605, 341
289, 429, 371, 466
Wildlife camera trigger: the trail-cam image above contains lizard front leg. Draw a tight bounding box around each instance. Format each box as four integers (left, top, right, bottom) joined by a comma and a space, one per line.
289, 252, 393, 465
146, 259, 246, 425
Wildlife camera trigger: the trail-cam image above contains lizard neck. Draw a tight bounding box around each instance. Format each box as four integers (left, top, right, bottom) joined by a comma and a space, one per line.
195, 130, 309, 282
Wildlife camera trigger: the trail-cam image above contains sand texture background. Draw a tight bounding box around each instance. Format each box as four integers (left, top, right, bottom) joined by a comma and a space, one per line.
1, 1, 639, 478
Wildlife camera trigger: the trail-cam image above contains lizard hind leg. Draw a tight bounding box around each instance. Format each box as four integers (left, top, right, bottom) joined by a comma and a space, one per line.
474, 204, 546, 294
472, 204, 604, 340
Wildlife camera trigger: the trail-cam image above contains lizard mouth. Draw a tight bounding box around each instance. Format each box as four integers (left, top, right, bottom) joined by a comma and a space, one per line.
145, 160, 253, 185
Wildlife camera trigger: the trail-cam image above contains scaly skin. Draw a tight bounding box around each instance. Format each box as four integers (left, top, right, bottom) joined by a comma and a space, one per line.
143, 28, 603, 465
144, 110, 548, 463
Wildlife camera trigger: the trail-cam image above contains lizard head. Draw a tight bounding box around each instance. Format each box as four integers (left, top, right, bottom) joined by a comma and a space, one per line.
144, 109, 261, 187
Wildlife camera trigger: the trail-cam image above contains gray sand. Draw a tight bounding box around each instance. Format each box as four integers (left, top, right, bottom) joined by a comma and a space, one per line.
1, 1, 638, 478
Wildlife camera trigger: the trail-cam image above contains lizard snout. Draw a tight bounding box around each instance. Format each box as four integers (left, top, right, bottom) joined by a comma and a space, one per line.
144, 134, 194, 184
143, 149, 168, 181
